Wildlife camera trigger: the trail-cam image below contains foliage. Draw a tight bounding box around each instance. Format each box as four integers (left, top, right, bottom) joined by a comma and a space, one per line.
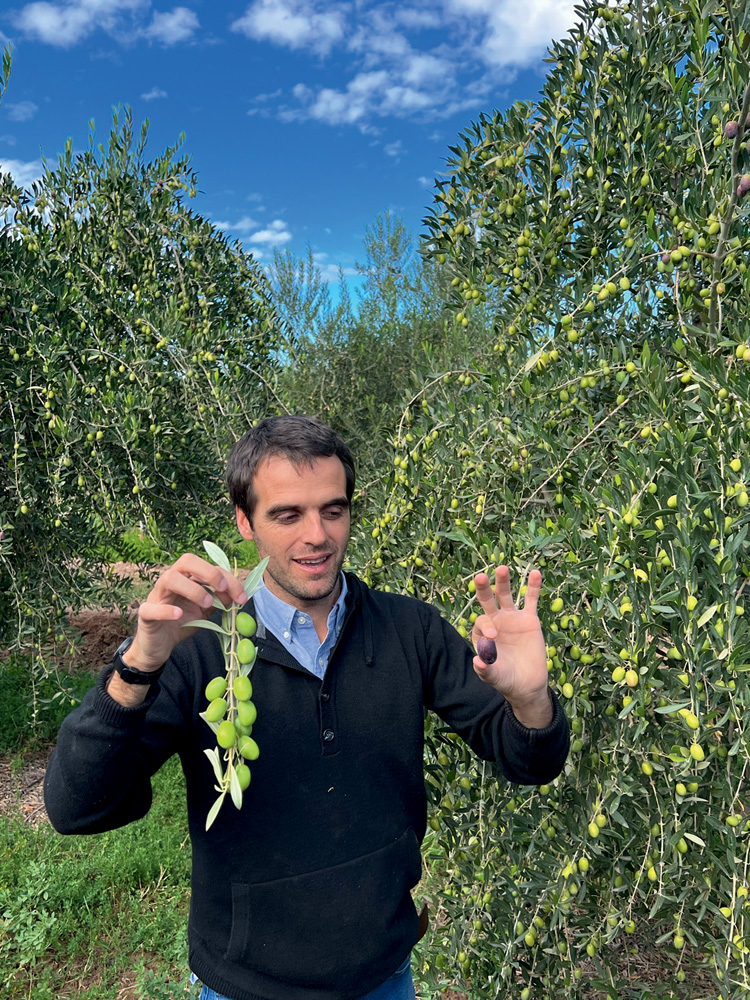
0, 655, 95, 753
273, 212, 497, 486
350, 1, 750, 997
0, 756, 194, 998
0, 48, 279, 652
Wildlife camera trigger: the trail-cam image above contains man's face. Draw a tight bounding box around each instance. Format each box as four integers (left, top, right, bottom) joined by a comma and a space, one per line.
236, 454, 350, 610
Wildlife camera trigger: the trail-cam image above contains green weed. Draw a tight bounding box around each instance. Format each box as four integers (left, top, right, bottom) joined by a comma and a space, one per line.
0, 756, 192, 997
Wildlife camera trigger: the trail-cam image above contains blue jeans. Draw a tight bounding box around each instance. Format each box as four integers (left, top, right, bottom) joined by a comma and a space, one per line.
197, 954, 415, 1000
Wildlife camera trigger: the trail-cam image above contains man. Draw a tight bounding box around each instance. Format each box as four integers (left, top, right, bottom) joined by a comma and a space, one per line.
44, 415, 569, 1000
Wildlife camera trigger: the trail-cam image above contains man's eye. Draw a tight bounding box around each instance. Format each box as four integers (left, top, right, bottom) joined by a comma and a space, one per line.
323, 508, 345, 519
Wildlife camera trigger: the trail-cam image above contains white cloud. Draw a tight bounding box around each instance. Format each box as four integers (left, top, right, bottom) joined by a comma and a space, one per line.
213, 215, 258, 233
6, 101, 39, 122
0, 135, 17, 146
11, 0, 199, 47
288, 66, 454, 129
383, 139, 402, 158
231, 0, 345, 57
12, 0, 147, 47
248, 219, 291, 246
446, 0, 580, 69
395, 8, 442, 29
317, 262, 356, 282
417, 175, 432, 188
312, 252, 356, 283
141, 86, 167, 101
145, 6, 199, 44
0, 157, 44, 189
235, 0, 581, 131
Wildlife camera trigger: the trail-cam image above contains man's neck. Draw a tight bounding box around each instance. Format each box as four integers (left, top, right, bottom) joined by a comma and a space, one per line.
263, 574, 343, 642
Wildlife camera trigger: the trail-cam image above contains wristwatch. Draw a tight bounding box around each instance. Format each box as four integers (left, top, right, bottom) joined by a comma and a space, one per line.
113, 636, 167, 685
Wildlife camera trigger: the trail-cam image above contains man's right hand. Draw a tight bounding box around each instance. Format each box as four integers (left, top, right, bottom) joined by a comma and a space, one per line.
108, 554, 248, 707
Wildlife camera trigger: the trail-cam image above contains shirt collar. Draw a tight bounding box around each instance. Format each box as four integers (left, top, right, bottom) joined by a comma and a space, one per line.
254, 572, 348, 636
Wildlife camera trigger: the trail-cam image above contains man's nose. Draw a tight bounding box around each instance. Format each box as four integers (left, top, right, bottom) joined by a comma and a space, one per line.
302, 513, 327, 546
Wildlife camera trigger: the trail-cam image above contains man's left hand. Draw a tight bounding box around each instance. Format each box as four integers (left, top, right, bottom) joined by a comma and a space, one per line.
471, 566, 553, 729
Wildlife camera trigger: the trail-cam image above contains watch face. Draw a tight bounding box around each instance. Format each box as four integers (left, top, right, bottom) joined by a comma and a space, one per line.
116, 636, 135, 657
115, 639, 163, 684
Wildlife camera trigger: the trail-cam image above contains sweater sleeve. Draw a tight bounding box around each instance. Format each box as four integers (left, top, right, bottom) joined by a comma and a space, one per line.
420, 605, 569, 785
43, 656, 191, 835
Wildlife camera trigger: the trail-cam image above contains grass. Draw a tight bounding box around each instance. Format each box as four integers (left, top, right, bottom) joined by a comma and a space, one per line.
0, 756, 197, 999
0, 655, 97, 754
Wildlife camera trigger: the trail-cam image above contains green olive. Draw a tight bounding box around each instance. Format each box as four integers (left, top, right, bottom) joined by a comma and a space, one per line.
237, 700, 257, 727
236, 763, 251, 790
205, 676, 227, 701
217, 720, 237, 749
236, 639, 256, 665
236, 612, 257, 637
233, 675, 252, 701
205, 697, 228, 723
234, 719, 253, 737
239, 736, 260, 760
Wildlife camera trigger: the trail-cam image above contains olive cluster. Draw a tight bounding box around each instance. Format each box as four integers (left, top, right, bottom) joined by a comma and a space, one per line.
204, 610, 260, 793
201, 607, 261, 828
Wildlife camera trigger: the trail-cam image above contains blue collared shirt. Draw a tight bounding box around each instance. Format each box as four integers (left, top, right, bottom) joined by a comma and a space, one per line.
253, 574, 348, 680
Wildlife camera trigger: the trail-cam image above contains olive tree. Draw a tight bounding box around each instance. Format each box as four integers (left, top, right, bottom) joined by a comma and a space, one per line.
274, 212, 498, 486
0, 50, 279, 651
351, 2, 750, 997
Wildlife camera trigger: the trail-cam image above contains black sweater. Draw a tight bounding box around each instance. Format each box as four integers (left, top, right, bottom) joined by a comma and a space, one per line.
44, 573, 569, 1000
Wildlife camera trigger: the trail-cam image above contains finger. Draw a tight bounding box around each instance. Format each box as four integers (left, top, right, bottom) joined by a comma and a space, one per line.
172, 554, 245, 603
472, 613, 497, 641
138, 601, 184, 622
494, 565, 516, 610
155, 568, 219, 610
472, 656, 495, 683
215, 569, 249, 607
474, 572, 499, 617
523, 568, 543, 614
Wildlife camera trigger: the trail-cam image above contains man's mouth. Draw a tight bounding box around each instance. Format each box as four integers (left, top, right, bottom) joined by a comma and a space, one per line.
294, 554, 332, 568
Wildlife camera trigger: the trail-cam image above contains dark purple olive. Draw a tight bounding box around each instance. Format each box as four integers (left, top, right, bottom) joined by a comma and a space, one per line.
477, 637, 497, 664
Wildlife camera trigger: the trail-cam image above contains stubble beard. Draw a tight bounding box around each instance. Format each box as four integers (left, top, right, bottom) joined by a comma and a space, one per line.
266, 550, 346, 606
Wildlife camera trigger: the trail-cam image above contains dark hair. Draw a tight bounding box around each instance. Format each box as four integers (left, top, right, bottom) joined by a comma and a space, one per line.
226, 415, 356, 524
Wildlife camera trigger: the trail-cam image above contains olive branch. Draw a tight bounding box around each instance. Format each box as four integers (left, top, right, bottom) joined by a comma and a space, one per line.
183, 542, 268, 830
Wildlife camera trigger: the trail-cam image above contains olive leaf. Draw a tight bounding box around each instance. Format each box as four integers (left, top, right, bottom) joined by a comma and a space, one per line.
205, 792, 226, 832
229, 765, 243, 810
696, 604, 718, 628
182, 619, 229, 636
243, 557, 269, 599
203, 747, 224, 785
203, 540, 231, 572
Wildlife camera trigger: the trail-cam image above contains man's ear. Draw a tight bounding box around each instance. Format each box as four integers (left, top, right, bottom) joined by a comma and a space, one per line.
236, 507, 254, 541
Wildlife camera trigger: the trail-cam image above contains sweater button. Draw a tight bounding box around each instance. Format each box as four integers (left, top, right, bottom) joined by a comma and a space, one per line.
323, 729, 335, 742
320, 692, 330, 702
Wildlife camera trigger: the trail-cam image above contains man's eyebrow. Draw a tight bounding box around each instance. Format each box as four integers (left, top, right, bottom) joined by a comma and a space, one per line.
265, 497, 349, 518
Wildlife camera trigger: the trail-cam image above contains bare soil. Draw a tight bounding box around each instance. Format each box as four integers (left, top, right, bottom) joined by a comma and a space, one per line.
0, 563, 152, 826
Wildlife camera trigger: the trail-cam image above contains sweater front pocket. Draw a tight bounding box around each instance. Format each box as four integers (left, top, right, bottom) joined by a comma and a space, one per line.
224, 826, 421, 991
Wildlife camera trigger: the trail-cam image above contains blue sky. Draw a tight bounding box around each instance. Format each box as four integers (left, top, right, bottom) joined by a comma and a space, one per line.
0, 0, 580, 284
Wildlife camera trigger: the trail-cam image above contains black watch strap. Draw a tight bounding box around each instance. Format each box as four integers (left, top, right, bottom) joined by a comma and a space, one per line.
113, 636, 167, 685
